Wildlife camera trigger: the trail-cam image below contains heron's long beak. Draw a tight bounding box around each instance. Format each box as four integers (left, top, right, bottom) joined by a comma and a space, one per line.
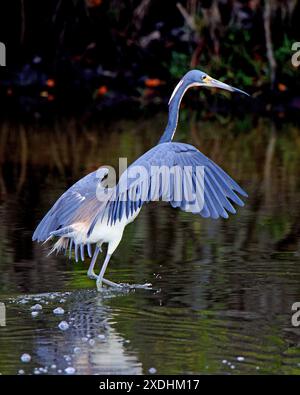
203, 76, 250, 96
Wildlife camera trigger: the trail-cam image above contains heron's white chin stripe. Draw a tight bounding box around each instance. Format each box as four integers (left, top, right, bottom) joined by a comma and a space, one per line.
168, 79, 184, 104
169, 80, 204, 105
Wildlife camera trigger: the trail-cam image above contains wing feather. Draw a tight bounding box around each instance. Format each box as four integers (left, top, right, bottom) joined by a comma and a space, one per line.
97, 142, 247, 228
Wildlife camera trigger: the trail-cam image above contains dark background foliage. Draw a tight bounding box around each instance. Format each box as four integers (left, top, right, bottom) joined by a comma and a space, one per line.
0, 0, 299, 118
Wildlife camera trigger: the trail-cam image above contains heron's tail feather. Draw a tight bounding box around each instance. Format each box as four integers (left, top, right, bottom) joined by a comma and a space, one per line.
66, 240, 93, 262
47, 237, 69, 257
42, 235, 54, 245
47, 236, 93, 263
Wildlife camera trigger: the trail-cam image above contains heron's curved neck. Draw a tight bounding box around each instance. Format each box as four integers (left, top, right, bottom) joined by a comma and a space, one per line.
158, 79, 192, 144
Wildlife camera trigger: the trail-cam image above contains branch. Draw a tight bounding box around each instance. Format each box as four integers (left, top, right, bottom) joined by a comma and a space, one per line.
176, 2, 196, 31
263, 0, 277, 88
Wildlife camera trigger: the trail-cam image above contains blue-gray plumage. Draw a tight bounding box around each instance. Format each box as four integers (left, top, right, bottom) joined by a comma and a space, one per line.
32, 69, 249, 291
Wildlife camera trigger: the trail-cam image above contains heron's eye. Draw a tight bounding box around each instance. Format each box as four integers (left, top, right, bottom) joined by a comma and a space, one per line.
202, 75, 208, 82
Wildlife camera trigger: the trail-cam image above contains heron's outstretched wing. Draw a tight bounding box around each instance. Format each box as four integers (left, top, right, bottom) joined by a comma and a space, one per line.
32, 169, 112, 242
34, 142, 247, 242
89, 142, 247, 233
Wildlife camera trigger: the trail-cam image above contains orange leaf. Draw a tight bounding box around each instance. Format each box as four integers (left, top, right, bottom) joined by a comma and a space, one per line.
145, 78, 164, 88
278, 83, 287, 92
46, 79, 55, 88
97, 85, 108, 96
86, 0, 102, 8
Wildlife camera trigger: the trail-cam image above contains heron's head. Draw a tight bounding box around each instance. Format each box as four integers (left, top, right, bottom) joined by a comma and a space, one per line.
169, 69, 249, 104
185, 69, 249, 95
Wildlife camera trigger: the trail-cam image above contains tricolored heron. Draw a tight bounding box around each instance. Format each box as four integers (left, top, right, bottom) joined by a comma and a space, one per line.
33, 69, 248, 291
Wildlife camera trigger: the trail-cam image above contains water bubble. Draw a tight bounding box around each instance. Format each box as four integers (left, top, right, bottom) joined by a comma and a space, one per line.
81, 337, 88, 342
148, 367, 157, 374
65, 367, 76, 375
18, 369, 25, 375
230, 365, 235, 369
53, 307, 64, 315
222, 359, 227, 364
58, 321, 69, 331
97, 334, 106, 341
74, 347, 81, 354
31, 304, 42, 311
89, 339, 95, 346
237, 356, 245, 362
64, 355, 71, 362
59, 298, 66, 303
20, 353, 31, 363
51, 364, 56, 369
31, 311, 39, 317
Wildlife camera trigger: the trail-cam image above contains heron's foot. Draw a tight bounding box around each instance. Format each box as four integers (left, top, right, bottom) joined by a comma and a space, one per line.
128, 282, 152, 290
96, 277, 152, 292
103, 278, 122, 288
96, 277, 123, 291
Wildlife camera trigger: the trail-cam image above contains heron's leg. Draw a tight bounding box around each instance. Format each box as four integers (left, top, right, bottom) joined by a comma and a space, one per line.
96, 253, 112, 291
87, 246, 100, 280
97, 236, 123, 290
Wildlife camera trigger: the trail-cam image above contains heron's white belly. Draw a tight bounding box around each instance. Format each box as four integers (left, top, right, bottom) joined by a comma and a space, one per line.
78, 207, 142, 246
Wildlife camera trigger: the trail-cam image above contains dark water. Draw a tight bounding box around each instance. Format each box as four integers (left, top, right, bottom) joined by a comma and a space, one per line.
0, 115, 300, 375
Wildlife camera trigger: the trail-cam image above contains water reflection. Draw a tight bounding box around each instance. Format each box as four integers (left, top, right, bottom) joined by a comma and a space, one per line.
0, 115, 300, 374
1, 290, 142, 374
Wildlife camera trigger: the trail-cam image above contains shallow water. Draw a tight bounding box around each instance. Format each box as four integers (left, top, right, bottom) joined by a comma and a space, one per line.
0, 115, 300, 375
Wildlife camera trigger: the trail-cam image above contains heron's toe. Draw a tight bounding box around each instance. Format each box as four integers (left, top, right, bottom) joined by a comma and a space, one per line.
132, 282, 152, 290
102, 278, 122, 288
